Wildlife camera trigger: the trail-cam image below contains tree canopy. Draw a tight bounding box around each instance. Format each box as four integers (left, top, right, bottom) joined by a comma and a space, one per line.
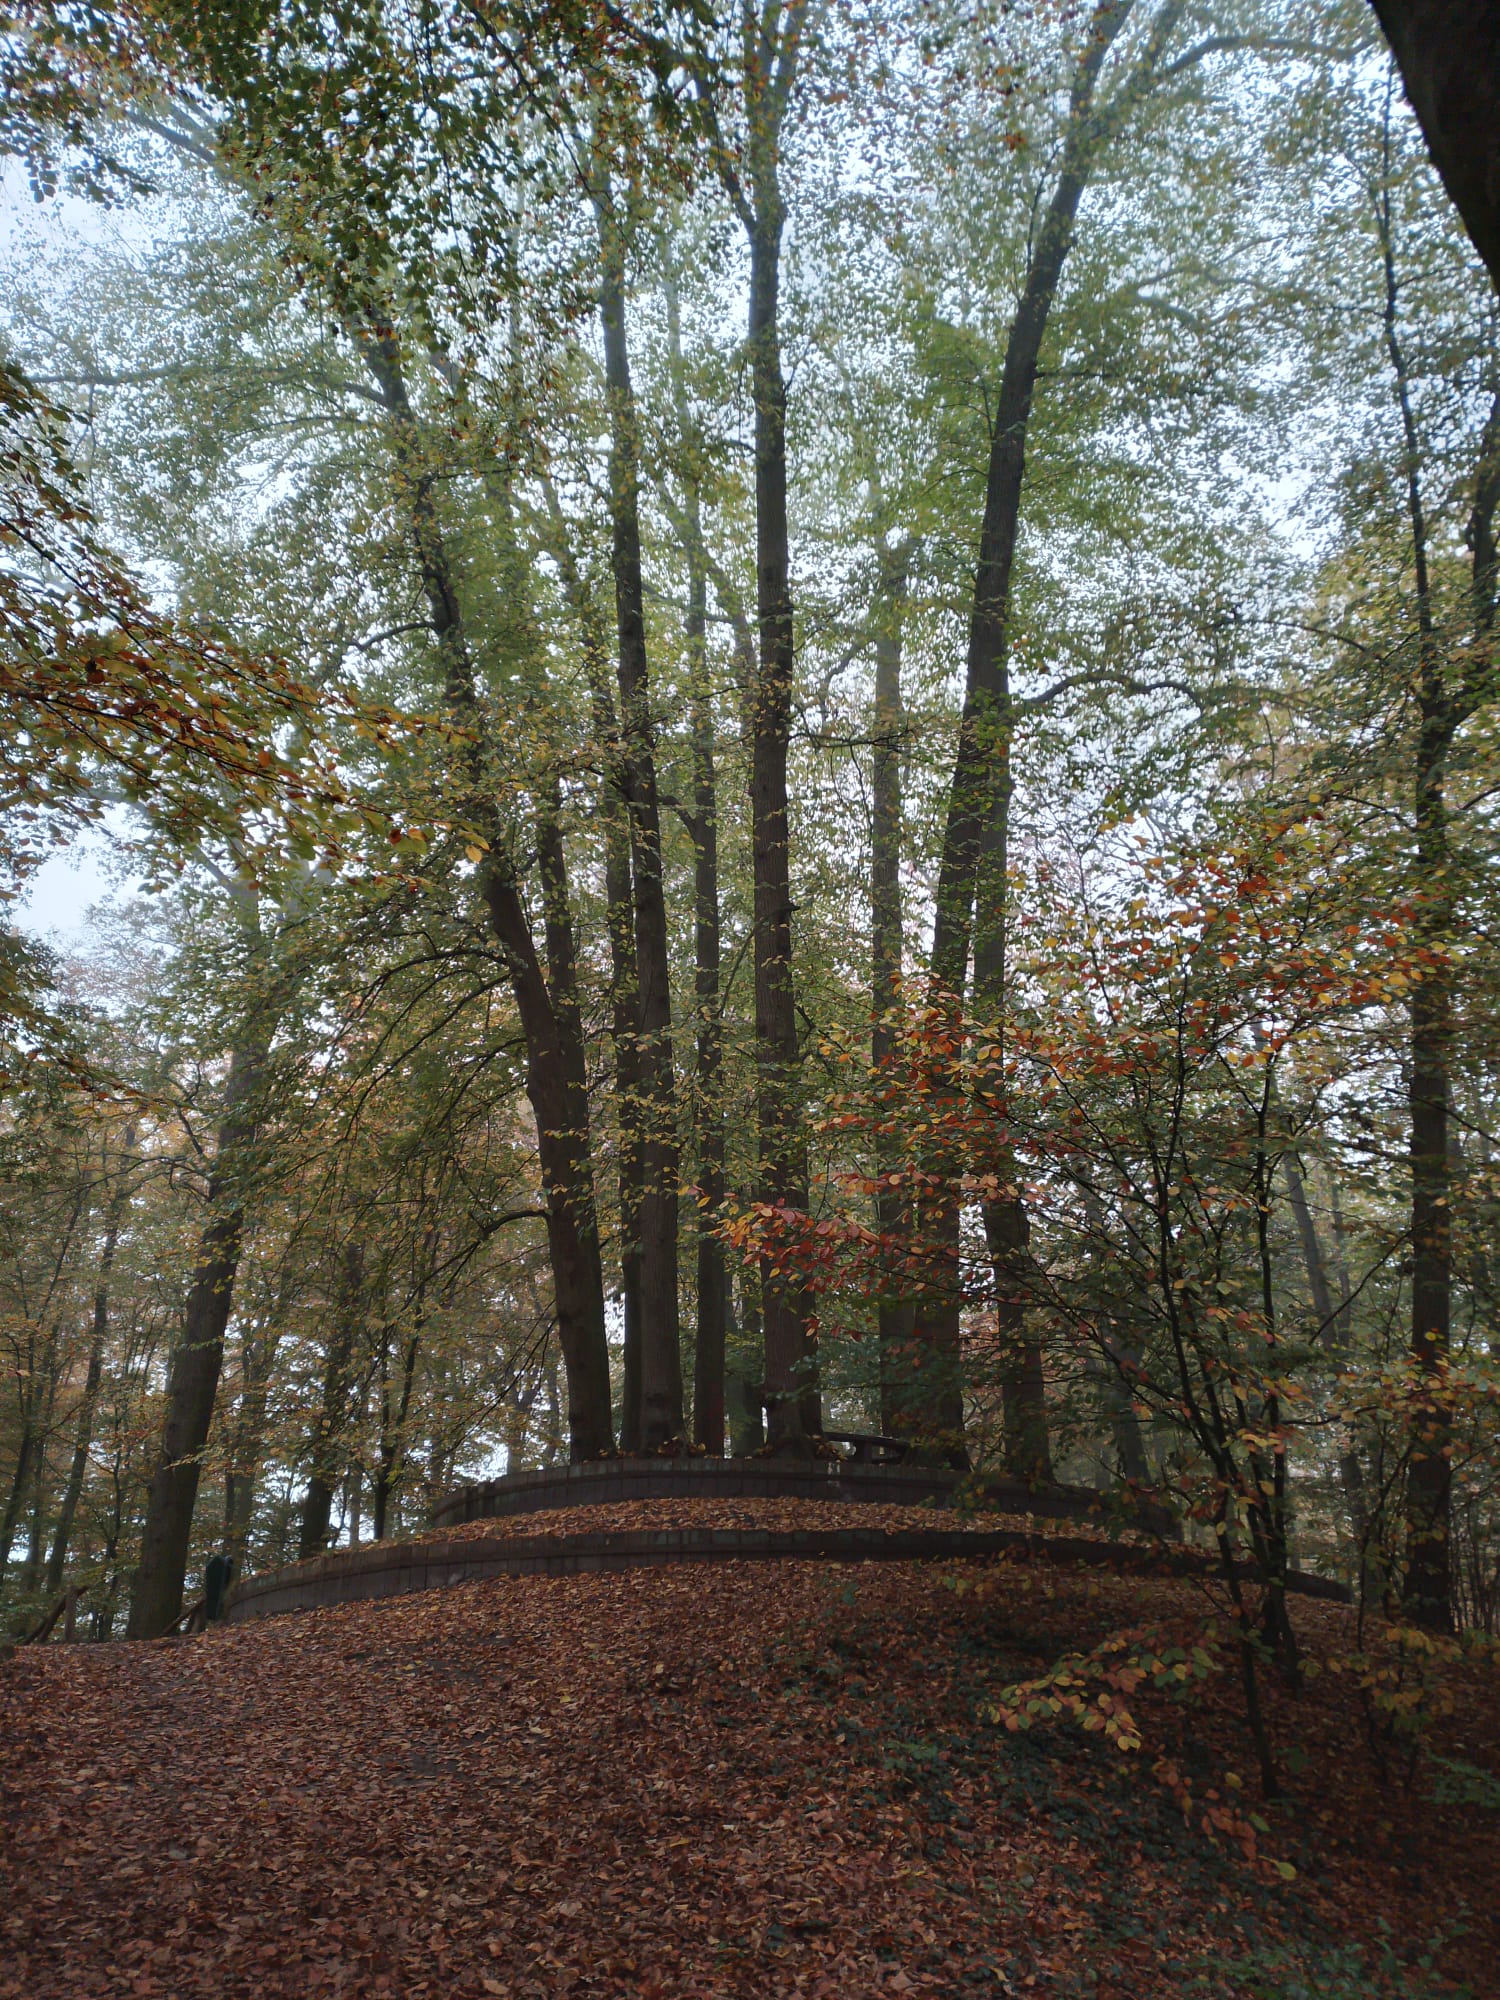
0, 0, 1497, 1675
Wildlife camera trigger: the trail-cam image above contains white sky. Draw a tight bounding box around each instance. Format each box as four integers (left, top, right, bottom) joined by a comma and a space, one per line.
17, 838, 131, 949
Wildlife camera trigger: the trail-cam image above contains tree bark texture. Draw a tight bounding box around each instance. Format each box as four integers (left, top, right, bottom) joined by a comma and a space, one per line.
45, 1130, 136, 1592
688, 515, 727, 1454
914, 3, 1140, 1463
358, 325, 613, 1460
297, 1239, 365, 1559
869, 540, 918, 1437
541, 491, 645, 1450
597, 204, 684, 1448
747, 175, 818, 1447
663, 262, 729, 1455
127, 1036, 265, 1639
1377, 194, 1459, 1630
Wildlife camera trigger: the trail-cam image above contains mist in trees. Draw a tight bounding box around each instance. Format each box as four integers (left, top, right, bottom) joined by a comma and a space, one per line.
1, 0, 1497, 1646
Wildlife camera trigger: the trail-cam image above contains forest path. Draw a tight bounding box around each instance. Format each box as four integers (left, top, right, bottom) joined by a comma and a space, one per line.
2, 1552, 1494, 1998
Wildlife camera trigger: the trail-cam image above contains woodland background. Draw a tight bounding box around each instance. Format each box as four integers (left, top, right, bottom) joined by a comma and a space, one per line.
1, 0, 1497, 1652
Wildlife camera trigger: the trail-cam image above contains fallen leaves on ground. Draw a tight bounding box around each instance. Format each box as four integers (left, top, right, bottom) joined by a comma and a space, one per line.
2, 1524, 1497, 1998
414, 1495, 1151, 1547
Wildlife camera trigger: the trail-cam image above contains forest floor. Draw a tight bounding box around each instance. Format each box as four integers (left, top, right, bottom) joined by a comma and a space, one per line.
2, 1500, 1498, 1999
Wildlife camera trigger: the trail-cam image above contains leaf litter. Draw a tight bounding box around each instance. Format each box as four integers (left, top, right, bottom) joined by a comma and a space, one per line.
2, 1507, 1498, 1998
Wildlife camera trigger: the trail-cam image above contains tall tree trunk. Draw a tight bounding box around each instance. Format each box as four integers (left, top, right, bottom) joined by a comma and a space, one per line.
737, 11, 819, 1446
1378, 172, 1456, 1631
298, 1239, 365, 1559
539, 484, 644, 1449
688, 522, 727, 1454
597, 197, 684, 1448
1, 1177, 90, 1579
915, 3, 1143, 1466
869, 538, 917, 1437
1282, 1152, 1372, 1560
127, 1033, 266, 1639
974, 768, 1051, 1481
357, 325, 613, 1460
223, 1314, 282, 1565
663, 259, 728, 1455
1098, 1346, 1152, 1486
46, 1128, 136, 1592
18, 1346, 59, 1602
0, 1422, 37, 1584
373, 1311, 423, 1543
730, 1284, 766, 1455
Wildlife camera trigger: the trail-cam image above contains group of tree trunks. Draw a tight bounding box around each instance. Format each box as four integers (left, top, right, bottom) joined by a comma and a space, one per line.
110, 0, 1495, 1638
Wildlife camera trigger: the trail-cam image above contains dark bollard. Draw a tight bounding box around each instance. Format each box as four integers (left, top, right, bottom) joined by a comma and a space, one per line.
203, 1551, 235, 1623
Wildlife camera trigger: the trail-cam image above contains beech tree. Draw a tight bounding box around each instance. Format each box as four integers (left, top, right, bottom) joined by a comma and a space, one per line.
3, 0, 1499, 1646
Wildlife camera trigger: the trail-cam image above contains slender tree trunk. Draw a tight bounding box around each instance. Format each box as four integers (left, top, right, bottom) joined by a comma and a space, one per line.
46, 1129, 136, 1592
1282, 1153, 1372, 1560
373, 1320, 423, 1542
18, 1348, 58, 1601
357, 325, 613, 1459
127, 1034, 266, 1639
1099, 1345, 1152, 1485
298, 1240, 365, 1558
870, 539, 918, 1437
915, 4, 1140, 1464
1377, 176, 1458, 1630
747, 179, 818, 1448
730, 1285, 766, 1455
223, 1317, 281, 1565
662, 262, 728, 1454
0, 1422, 37, 1583
973, 727, 1049, 1482
688, 528, 728, 1452
597, 200, 683, 1448
540, 486, 644, 1450
2, 1179, 89, 1580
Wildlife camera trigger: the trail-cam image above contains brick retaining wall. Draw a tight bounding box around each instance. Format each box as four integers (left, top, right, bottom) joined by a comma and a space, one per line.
431, 1455, 1182, 1539
223, 1524, 1350, 1625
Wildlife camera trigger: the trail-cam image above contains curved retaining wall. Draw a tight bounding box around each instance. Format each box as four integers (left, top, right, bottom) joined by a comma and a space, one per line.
224, 1524, 1349, 1625
431, 1455, 1182, 1540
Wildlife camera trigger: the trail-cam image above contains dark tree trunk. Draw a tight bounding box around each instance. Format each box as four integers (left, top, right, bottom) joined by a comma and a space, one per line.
688, 522, 727, 1454
127, 1035, 265, 1639
297, 1239, 365, 1559
45, 1130, 136, 1592
540, 487, 644, 1450
0, 1422, 37, 1583
1, 1180, 89, 1581
1282, 1153, 1372, 1560
696, 4, 823, 1447
1368, 1, 1500, 292
1376, 187, 1458, 1631
747, 188, 818, 1448
915, 9, 1140, 1465
357, 326, 613, 1460
373, 1307, 423, 1544
18, 1350, 58, 1602
663, 262, 728, 1455
597, 203, 684, 1448
973, 744, 1050, 1482
729, 1285, 766, 1456
869, 539, 918, 1437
